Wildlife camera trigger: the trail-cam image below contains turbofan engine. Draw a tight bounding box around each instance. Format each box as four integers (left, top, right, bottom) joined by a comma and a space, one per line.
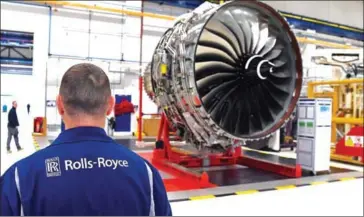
145, 0, 302, 152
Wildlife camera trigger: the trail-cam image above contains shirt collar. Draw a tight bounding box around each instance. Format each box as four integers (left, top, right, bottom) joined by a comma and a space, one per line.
52, 126, 114, 146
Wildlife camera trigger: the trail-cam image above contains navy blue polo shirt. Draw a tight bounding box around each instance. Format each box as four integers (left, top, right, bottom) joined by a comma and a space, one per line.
0, 127, 172, 216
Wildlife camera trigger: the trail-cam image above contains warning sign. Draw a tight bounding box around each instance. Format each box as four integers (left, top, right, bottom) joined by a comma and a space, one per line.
345, 136, 363, 147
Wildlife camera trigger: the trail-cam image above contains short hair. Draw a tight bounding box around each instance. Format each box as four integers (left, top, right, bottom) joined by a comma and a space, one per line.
59, 63, 111, 117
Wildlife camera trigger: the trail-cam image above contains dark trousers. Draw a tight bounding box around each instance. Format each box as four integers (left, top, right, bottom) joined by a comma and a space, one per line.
7, 126, 21, 151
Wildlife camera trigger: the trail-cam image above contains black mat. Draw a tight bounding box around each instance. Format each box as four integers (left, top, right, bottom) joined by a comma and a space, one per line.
206, 168, 287, 186
201, 166, 354, 187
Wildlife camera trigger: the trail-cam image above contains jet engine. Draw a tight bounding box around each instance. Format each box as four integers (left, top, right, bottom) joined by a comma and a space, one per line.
145, 0, 302, 152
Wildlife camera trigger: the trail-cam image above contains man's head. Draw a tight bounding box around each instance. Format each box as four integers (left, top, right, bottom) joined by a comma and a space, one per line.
12, 101, 17, 108
57, 63, 114, 129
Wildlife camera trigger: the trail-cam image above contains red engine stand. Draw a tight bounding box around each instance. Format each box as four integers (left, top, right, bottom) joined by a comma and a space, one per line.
152, 113, 302, 188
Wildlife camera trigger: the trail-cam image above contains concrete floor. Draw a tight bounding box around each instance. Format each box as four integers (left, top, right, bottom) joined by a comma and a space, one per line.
171, 178, 363, 216
1, 117, 363, 216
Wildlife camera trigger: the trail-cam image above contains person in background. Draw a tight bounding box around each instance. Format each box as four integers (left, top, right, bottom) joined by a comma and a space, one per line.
27, 103, 30, 114
6, 101, 22, 153
0, 63, 172, 216
107, 116, 116, 136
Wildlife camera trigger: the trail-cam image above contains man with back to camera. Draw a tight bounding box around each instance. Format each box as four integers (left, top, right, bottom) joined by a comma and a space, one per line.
0, 63, 172, 216
6, 101, 23, 153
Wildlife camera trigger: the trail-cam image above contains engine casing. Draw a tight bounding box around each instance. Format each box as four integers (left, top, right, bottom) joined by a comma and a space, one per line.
145, 0, 302, 152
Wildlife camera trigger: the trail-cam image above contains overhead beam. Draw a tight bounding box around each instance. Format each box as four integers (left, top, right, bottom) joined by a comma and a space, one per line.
32, 1, 175, 20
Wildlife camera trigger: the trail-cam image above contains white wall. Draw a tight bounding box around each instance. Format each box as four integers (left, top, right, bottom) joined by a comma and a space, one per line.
262, 1, 364, 29
45, 3, 160, 132
0, 1, 162, 133
1, 2, 49, 119
42, 1, 189, 131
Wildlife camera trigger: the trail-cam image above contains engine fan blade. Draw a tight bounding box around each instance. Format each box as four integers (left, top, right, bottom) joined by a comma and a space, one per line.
264, 47, 283, 61
259, 36, 277, 56
196, 45, 237, 66
218, 10, 246, 55
197, 73, 237, 96
231, 8, 253, 53
205, 20, 242, 58
254, 24, 269, 54
269, 69, 292, 79
202, 79, 238, 112
210, 85, 239, 126
195, 61, 236, 80
199, 30, 239, 61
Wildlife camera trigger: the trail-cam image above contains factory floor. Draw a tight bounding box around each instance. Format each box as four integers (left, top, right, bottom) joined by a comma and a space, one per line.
1, 117, 363, 216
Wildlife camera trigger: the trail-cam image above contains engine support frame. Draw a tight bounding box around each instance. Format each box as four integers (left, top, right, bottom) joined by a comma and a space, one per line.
152, 113, 302, 188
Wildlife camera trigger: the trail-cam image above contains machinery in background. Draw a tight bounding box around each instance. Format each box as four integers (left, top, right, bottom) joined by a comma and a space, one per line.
296, 98, 332, 175
311, 49, 363, 79
307, 78, 364, 165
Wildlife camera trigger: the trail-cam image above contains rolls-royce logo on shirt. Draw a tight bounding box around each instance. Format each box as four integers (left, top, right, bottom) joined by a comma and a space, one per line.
45, 157, 61, 177
45, 157, 129, 177
64, 158, 129, 170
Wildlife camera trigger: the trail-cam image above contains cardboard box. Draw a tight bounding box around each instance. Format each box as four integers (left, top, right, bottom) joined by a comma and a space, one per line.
143, 118, 161, 136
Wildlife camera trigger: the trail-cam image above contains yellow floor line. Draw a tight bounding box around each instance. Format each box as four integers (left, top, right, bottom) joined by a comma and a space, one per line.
189, 195, 215, 201
340, 177, 356, 181
310, 181, 328, 185
275, 185, 297, 190
235, 190, 258, 195
32, 136, 41, 151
